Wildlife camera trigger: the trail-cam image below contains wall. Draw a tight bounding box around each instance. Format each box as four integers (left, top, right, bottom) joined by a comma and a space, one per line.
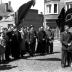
0, 21, 15, 28
44, 0, 61, 28
22, 9, 43, 31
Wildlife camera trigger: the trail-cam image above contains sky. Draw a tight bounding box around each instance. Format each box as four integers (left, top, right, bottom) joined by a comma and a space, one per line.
2, 0, 44, 14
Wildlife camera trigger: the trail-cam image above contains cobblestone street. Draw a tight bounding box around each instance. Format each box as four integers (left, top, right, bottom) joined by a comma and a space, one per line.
0, 40, 72, 72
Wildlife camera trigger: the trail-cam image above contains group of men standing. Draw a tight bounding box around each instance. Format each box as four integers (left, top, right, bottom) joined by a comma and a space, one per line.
36, 27, 54, 55
19, 25, 54, 57
5, 27, 22, 61
0, 24, 54, 62
2, 25, 54, 61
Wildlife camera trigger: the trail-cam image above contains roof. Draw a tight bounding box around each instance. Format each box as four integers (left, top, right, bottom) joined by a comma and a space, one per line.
0, 4, 6, 13
0, 11, 10, 16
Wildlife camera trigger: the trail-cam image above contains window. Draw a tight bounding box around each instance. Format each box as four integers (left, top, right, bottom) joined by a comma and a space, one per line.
66, 3, 72, 10
54, 4, 57, 13
47, 4, 51, 13
46, 3, 58, 14
70, 4, 72, 8
67, 4, 69, 10
48, 5, 51, 13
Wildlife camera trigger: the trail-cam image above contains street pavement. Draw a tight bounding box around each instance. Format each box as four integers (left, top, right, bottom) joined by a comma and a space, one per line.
0, 40, 72, 72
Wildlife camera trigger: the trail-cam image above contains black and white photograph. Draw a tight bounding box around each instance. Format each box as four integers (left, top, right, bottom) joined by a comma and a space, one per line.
0, 0, 72, 72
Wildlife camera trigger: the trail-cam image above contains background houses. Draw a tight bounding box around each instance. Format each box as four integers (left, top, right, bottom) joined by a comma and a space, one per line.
44, 0, 72, 28
0, 1, 43, 31
0, 1, 14, 28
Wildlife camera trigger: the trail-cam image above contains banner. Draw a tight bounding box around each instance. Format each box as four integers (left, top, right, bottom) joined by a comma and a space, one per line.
15, 0, 35, 26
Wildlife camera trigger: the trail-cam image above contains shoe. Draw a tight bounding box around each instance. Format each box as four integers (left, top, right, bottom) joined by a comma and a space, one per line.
0, 60, 2, 64
30, 54, 34, 57
50, 52, 53, 54
61, 64, 66, 68
71, 63, 72, 67
6, 58, 11, 61
67, 64, 71, 67
21, 55, 24, 58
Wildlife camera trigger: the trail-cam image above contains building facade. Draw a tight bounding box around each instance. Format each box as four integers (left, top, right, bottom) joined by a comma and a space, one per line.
44, 0, 72, 28
0, 1, 14, 28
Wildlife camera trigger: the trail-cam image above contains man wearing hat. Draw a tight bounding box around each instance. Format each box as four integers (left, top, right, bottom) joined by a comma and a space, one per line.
5, 26, 14, 61
37, 27, 47, 55
61, 25, 72, 67
45, 27, 54, 54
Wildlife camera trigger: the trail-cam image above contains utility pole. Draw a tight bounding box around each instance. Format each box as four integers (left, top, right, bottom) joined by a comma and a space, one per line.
44, 0, 46, 30
1, 0, 2, 4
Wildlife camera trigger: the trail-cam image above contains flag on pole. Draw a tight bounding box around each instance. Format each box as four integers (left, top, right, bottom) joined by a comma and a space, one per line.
32, 0, 35, 6
56, 7, 66, 32
65, 8, 72, 27
15, 0, 35, 27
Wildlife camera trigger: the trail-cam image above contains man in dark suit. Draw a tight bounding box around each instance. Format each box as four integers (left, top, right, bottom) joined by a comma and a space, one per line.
24, 27, 30, 55
61, 25, 72, 68
37, 27, 47, 55
45, 27, 54, 54
5, 27, 14, 61
12, 29, 21, 59
29, 25, 37, 56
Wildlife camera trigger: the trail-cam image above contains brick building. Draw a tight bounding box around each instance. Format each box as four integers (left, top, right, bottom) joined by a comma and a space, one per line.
21, 9, 43, 31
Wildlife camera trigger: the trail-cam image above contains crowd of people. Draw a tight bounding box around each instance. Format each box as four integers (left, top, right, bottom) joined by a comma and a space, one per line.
0, 25, 54, 63
1, 24, 72, 68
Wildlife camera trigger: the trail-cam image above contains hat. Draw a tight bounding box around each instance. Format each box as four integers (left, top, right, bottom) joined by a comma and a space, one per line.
29, 25, 34, 28
40, 26, 43, 29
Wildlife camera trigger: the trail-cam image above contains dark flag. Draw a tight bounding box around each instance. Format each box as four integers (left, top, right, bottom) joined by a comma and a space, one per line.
15, 0, 35, 26
56, 7, 66, 32
65, 8, 72, 27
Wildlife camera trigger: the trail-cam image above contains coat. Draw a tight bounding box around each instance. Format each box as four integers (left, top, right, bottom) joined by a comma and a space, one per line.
61, 31, 72, 51
20, 30, 26, 51
29, 30, 37, 44
45, 29, 54, 41
0, 35, 5, 55
38, 30, 46, 42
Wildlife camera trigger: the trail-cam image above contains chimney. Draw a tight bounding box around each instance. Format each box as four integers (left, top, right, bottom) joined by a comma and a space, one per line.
8, 1, 11, 6
0, 0, 2, 4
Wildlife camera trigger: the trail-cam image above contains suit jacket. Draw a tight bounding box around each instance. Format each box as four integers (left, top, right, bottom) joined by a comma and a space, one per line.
5, 31, 14, 44
24, 31, 30, 43
29, 30, 37, 44
38, 30, 46, 41
61, 31, 72, 51
46, 30, 54, 40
